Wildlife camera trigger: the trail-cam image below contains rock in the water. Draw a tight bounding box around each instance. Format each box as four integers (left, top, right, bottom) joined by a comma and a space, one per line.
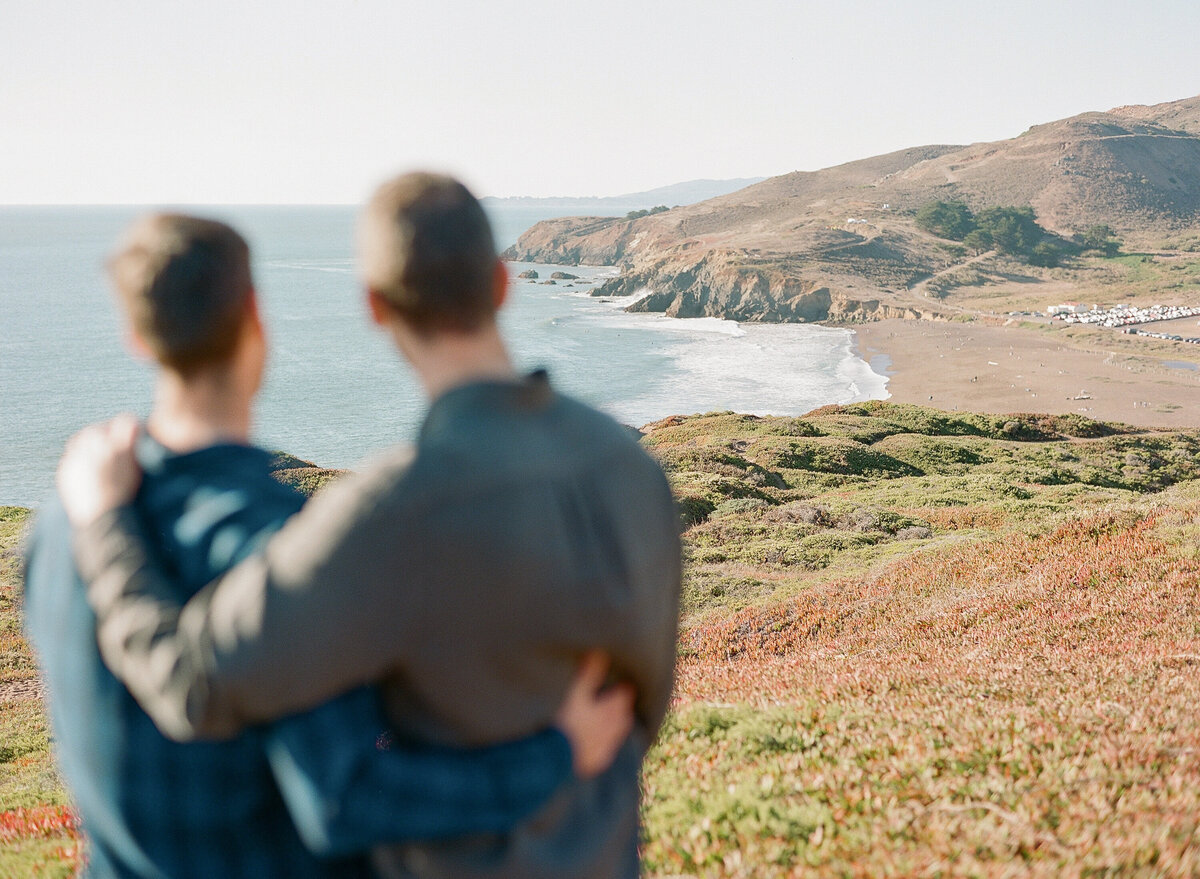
517, 269, 539, 279
550, 271, 578, 280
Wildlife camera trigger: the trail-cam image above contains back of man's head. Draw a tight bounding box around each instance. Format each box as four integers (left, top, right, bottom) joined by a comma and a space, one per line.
359, 172, 498, 335
108, 214, 253, 376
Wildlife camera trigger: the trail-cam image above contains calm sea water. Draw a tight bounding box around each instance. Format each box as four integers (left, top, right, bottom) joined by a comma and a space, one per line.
1, 205, 888, 506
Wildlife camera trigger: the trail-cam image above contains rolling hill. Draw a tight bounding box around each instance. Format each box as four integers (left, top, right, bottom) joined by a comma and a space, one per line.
481, 177, 766, 211
505, 95, 1200, 323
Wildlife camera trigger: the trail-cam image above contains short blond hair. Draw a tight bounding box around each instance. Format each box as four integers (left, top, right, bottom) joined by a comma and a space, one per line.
359, 172, 497, 334
108, 214, 252, 375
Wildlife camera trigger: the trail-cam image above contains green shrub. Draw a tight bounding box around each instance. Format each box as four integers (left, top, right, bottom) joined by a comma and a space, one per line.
763, 502, 832, 526
678, 495, 716, 527
763, 438, 920, 478
714, 498, 770, 517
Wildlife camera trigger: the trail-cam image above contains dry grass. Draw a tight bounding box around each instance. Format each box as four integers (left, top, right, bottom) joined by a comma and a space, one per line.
0, 507, 76, 877
0, 507, 36, 690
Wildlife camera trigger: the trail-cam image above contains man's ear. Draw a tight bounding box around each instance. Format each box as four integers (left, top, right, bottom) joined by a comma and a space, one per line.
492, 260, 509, 311
125, 328, 153, 361
367, 288, 391, 326
245, 289, 264, 336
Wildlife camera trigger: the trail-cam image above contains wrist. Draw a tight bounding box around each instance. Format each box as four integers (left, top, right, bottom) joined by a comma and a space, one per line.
544, 726, 575, 779
72, 504, 141, 590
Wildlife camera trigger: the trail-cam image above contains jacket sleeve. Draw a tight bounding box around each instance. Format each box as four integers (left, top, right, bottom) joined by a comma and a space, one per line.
603, 457, 682, 743
264, 686, 572, 855
75, 467, 426, 741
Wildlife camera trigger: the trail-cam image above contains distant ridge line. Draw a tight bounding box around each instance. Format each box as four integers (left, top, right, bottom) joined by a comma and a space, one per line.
482, 177, 766, 208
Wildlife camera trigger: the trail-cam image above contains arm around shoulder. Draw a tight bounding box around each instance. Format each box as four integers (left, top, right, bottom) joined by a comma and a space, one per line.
75, 464, 421, 740
265, 687, 573, 855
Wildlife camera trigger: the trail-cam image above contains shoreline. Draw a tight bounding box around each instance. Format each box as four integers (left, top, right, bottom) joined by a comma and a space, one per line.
8, 314, 1200, 507
846, 318, 1200, 429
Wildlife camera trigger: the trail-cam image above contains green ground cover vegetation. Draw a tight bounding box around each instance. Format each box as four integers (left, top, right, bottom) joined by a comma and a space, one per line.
3, 404, 1199, 876
640, 403, 1200, 876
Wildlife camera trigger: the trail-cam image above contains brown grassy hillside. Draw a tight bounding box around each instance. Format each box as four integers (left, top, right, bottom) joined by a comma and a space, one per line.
505, 95, 1200, 325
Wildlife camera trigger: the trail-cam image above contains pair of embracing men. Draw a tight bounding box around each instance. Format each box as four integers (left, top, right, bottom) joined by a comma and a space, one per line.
25, 172, 682, 878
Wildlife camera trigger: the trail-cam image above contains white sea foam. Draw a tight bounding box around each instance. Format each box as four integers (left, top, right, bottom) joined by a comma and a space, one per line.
598, 287, 654, 309
600, 311, 748, 337
618, 321, 887, 423
507, 262, 890, 426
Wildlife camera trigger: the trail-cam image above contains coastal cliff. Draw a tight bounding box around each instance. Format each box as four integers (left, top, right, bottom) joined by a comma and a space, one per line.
504, 94, 1200, 325
506, 220, 942, 323
591, 250, 929, 322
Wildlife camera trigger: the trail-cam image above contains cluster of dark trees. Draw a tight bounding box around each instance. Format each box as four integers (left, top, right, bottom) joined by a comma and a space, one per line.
1075, 223, 1123, 256
625, 205, 670, 220
915, 201, 1122, 266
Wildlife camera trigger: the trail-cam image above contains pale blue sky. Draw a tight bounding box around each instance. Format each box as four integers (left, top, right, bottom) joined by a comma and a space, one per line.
3, 0, 1199, 203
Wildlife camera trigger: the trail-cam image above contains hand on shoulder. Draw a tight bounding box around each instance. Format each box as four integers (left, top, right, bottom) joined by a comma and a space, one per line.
57, 414, 143, 527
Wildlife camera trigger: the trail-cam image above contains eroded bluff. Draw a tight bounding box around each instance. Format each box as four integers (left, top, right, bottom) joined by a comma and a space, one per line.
588, 251, 928, 323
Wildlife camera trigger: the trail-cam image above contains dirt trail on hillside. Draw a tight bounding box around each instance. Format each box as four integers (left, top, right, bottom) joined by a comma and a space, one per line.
906, 250, 995, 311
0, 678, 44, 704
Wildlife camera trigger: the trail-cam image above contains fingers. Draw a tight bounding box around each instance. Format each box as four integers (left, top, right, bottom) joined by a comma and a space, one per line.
57, 424, 108, 492
56, 415, 143, 527
62, 423, 105, 458
570, 680, 635, 779
555, 652, 637, 779
611, 681, 635, 711
108, 413, 140, 450
558, 650, 609, 722
601, 682, 636, 733
574, 649, 611, 693
607, 682, 636, 724
61, 415, 137, 459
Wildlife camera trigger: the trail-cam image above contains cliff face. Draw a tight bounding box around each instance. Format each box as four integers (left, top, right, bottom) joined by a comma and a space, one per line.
504, 216, 630, 265
503, 94, 1200, 325
507, 216, 944, 324
592, 250, 929, 322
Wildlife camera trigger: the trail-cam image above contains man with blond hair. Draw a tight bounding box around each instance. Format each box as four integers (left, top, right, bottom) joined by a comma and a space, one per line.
27, 211, 636, 878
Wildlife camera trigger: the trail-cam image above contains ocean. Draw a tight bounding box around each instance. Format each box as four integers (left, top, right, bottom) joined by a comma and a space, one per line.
0, 205, 888, 506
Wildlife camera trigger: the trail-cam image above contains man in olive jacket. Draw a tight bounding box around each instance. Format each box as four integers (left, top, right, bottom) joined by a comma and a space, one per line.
59, 172, 682, 878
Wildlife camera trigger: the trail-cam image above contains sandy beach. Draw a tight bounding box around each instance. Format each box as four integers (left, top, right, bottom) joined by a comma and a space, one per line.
850, 319, 1200, 428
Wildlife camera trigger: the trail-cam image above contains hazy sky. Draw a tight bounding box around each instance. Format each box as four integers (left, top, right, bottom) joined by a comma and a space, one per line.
5, 0, 1200, 203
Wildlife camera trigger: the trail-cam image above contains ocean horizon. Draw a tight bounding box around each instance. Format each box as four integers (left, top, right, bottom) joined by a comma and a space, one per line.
1, 205, 888, 506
